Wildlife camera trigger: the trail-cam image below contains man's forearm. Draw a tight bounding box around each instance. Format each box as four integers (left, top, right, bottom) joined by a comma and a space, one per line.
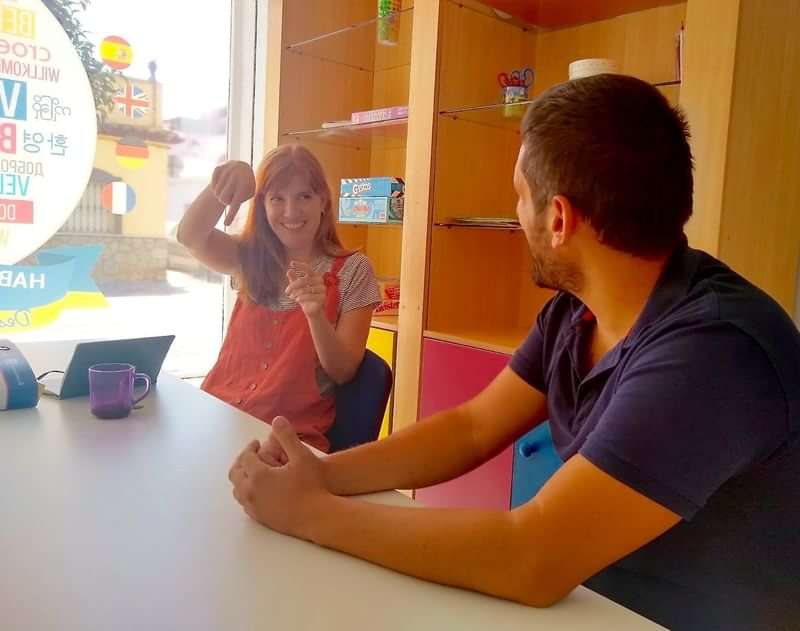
321, 367, 548, 498
322, 407, 486, 496
302, 494, 555, 607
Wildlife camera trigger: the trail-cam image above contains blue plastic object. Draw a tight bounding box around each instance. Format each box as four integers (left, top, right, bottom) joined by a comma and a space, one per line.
511, 422, 563, 507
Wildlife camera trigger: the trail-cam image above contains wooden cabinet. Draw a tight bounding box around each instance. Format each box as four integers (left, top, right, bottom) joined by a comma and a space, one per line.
681, 0, 800, 313
416, 338, 563, 509
424, 0, 686, 363
416, 338, 514, 509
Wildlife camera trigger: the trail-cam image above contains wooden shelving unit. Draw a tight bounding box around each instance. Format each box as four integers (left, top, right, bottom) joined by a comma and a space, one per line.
282, 118, 408, 148
424, 326, 532, 356
482, 0, 682, 28
284, 5, 415, 71
370, 315, 399, 332
439, 102, 534, 130
263, 0, 800, 435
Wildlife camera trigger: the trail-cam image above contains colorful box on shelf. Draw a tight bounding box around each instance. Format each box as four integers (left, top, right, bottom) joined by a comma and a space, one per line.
379, 278, 400, 300
340, 177, 405, 198
375, 300, 400, 316
338, 197, 404, 224
351, 105, 408, 125
375, 278, 400, 316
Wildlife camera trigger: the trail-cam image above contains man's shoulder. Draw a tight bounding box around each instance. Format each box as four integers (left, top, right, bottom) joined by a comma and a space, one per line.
627, 258, 800, 431
650, 249, 800, 367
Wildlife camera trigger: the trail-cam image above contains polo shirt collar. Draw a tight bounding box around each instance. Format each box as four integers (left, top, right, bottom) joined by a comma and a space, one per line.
622, 235, 698, 349
564, 236, 698, 384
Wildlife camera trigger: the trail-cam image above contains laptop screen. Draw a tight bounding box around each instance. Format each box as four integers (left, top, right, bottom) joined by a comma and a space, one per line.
54, 336, 175, 399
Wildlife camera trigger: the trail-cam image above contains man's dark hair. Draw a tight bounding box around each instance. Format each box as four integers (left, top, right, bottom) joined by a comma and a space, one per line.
521, 74, 694, 257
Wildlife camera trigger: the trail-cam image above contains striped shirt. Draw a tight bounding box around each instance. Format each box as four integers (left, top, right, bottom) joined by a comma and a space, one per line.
271, 252, 381, 319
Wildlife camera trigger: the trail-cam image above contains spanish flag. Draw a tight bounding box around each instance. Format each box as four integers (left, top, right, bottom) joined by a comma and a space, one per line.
115, 136, 149, 170
100, 35, 133, 70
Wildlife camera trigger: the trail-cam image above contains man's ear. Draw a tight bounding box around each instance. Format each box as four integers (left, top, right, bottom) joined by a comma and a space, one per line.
549, 195, 578, 248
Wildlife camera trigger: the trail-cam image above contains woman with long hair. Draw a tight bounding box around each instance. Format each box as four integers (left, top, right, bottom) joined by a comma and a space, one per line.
177, 144, 380, 452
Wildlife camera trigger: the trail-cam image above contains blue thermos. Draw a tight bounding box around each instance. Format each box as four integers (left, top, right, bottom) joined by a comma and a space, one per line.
0, 340, 39, 410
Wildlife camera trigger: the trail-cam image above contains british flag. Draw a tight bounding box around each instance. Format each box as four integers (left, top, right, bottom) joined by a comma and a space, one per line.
114, 83, 150, 120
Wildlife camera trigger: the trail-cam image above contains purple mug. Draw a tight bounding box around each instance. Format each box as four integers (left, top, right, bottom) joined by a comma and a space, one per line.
88, 363, 151, 419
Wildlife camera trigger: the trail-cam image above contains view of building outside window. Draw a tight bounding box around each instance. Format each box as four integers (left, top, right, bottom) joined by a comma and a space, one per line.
1, 0, 235, 377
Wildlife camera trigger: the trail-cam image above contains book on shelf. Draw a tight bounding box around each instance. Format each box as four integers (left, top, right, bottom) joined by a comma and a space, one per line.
321, 120, 355, 129
351, 105, 408, 124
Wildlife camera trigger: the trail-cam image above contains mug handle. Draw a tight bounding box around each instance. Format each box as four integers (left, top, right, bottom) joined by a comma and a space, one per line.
132, 373, 151, 406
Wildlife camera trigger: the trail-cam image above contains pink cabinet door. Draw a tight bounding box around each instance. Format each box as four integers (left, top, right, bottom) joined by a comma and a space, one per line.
415, 339, 513, 510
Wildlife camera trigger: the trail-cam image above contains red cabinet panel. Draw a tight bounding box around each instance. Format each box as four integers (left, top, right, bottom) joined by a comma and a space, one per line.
415, 339, 513, 510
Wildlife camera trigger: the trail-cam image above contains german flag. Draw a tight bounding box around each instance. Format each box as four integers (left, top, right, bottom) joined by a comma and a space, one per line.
100, 35, 133, 70
115, 137, 149, 170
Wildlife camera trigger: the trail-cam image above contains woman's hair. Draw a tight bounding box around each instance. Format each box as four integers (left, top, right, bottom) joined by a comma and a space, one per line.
237, 144, 351, 304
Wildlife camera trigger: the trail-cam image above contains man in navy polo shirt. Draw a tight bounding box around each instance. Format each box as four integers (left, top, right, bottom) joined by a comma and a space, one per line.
230, 74, 800, 630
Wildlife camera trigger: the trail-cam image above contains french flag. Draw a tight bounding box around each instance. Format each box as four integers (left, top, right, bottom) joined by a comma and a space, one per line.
101, 181, 137, 215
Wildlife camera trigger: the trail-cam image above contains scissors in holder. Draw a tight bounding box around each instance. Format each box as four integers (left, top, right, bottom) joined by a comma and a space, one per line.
510, 66, 535, 88
497, 72, 515, 87
497, 66, 535, 88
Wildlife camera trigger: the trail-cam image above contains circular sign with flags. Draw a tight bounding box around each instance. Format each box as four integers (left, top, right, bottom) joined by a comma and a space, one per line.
100, 35, 133, 71
115, 136, 149, 170
101, 181, 137, 215
0, 0, 97, 265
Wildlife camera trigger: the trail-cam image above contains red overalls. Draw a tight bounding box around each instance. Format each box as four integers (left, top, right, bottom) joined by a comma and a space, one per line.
202, 256, 347, 452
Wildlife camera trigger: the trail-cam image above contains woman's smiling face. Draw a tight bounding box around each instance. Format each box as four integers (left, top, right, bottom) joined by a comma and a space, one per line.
264, 173, 323, 258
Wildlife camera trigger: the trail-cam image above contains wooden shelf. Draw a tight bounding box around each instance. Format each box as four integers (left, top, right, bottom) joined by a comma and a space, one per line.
479, 0, 682, 29
372, 315, 399, 332
440, 80, 680, 132
434, 221, 520, 231
439, 102, 531, 131
424, 326, 531, 355
337, 222, 404, 230
283, 118, 408, 149
285, 6, 414, 72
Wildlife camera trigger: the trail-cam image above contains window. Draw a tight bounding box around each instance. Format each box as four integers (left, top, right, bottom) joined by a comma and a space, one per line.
1, 0, 261, 377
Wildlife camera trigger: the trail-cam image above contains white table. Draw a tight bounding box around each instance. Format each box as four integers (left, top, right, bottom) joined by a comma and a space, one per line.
0, 341, 665, 630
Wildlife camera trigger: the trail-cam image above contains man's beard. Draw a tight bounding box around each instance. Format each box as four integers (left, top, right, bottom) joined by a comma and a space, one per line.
529, 224, 583, 294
